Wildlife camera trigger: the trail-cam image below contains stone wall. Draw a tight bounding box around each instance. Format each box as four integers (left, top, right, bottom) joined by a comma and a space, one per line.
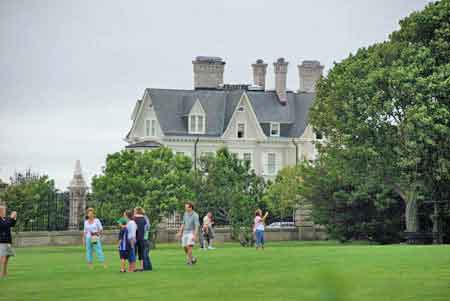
12, 227, 326, 248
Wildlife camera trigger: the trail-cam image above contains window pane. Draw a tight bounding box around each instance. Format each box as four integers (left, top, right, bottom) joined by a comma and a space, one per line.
243, 153, 252, 165
237, 123, 245, 138
151, 120, 156, 136
268, 153, 276, 174
271, 123, 280, 136
190, 115, 196, 133
145, 120, 150, 136
198, 115, 204, 133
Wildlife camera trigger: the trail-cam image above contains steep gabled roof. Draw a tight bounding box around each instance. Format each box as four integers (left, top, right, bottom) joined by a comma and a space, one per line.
130, 88, 315, 138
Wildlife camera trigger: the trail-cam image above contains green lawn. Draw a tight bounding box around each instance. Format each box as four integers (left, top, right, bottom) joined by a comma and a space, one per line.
1, 241, 449, 301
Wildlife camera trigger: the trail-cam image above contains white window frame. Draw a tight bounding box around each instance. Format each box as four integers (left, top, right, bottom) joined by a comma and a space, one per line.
237, 122, 246, 139
189, 114, 206, 134
270, 122, 280, 137
237, 106, 245, 112
146, 119, 157, 137
267, 152, 276, 175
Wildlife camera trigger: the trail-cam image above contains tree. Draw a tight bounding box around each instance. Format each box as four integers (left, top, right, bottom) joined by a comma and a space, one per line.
309, 0, 450, 239
263, 165, 303, 221
195, 148, 267, 246
1, 171, 56, 231
91, 147, 194, 243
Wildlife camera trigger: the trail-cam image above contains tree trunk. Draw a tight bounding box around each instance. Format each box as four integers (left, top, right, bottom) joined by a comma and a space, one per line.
405, 197, 418, 233
393, 184, 419, 233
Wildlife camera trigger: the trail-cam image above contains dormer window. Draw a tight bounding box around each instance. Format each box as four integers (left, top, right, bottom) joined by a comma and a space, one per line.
237, 123, 245, 138
270, 122, 280, 137
189, 114, 206, 134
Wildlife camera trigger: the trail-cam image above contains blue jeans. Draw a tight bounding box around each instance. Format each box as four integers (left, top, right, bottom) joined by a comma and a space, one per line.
85, 237, 105, 263
142, 240, 152, 271
255, 230, 265, 247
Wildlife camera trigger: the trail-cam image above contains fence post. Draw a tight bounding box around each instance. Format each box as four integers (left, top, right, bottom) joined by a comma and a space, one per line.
68, 160, 88, 230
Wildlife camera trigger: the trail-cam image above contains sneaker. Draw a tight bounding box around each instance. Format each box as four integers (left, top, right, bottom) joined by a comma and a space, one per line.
208, 246, 215, 250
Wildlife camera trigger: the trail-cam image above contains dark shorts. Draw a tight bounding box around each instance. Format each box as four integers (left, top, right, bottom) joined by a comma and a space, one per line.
119, 250, 129, 260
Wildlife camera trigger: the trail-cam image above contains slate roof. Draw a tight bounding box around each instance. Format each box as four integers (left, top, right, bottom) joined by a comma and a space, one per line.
132, 88, 315, 138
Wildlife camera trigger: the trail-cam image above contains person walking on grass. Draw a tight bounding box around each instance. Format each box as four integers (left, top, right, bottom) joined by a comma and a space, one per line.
176, 202, 200, 265
253, 209, 269, 250
126, 211, 137, 272
133, 207, 152, 271
202, 212, 215, 250
83, 208, 107, 269
0, 203, 17, 278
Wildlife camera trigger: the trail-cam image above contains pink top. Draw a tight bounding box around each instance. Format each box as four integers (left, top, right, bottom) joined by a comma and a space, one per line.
254, 216, 264, 231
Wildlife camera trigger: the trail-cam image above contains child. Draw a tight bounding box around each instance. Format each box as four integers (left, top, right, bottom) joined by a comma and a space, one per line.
117, 217, 129, 273
126, 211, 137, 272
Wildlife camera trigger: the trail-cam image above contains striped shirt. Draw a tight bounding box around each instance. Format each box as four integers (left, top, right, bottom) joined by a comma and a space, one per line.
118, 228, 128, 251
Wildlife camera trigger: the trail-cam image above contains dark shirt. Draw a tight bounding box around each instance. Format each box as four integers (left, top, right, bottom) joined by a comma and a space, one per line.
134, 216, 147, 241
0, 217, 16, 244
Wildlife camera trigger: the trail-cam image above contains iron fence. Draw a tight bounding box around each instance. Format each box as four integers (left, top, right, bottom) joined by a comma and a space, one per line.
9, 191, 70, 232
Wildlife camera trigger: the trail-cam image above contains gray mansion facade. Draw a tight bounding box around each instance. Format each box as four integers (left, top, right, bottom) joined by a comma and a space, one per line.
125, 56, 324, 180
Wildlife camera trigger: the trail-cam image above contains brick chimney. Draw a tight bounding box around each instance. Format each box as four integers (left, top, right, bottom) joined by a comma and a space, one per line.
298, 60, 324, 93
192, 56, 225, 89
273, 57, 288, 105
251, 59, 268, 89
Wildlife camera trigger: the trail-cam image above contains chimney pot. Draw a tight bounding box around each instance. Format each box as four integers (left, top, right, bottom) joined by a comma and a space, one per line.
298, 60, 324, 93
193, 56, 225, 89
273, 58, 289, 105
251, 59, 268, 90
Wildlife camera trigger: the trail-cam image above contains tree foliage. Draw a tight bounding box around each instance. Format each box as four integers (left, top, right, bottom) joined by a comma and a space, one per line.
1, 171, 56, 231
263, 165, 303, 220
91, 148, 194, 240
196, 148, 267, 246
306, 0, 450, 241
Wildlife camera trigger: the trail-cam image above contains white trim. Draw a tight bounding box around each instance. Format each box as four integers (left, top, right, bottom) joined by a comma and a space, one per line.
221, 92, 266, 140
270, 122, 280, 137
188, 99, 206, 134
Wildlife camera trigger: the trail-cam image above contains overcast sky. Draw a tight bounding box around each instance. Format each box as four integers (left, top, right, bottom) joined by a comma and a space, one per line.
0, 0, 434, 189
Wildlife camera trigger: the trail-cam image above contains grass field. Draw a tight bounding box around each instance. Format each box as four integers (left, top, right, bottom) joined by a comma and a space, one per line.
1, 241, 449, 301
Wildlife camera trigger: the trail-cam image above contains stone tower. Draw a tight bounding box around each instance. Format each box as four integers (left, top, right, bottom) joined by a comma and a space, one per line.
251, 59, 268, 89
192, 56, 226, 89
273, 57, 289, 105
298, 60, 324, 93
68, 160, 88, 230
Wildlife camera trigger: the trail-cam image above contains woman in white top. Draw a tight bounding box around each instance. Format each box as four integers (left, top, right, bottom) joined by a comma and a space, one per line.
83, 208, 106, 269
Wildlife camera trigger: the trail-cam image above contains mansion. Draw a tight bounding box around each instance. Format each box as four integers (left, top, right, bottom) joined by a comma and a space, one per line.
124, 56, 324, 180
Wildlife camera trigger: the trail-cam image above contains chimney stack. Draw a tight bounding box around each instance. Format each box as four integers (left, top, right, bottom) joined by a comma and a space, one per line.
193, 56, 225, 89
251, 59, 268, 89
298, 60, 324, 93
273, 57, 289, 105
